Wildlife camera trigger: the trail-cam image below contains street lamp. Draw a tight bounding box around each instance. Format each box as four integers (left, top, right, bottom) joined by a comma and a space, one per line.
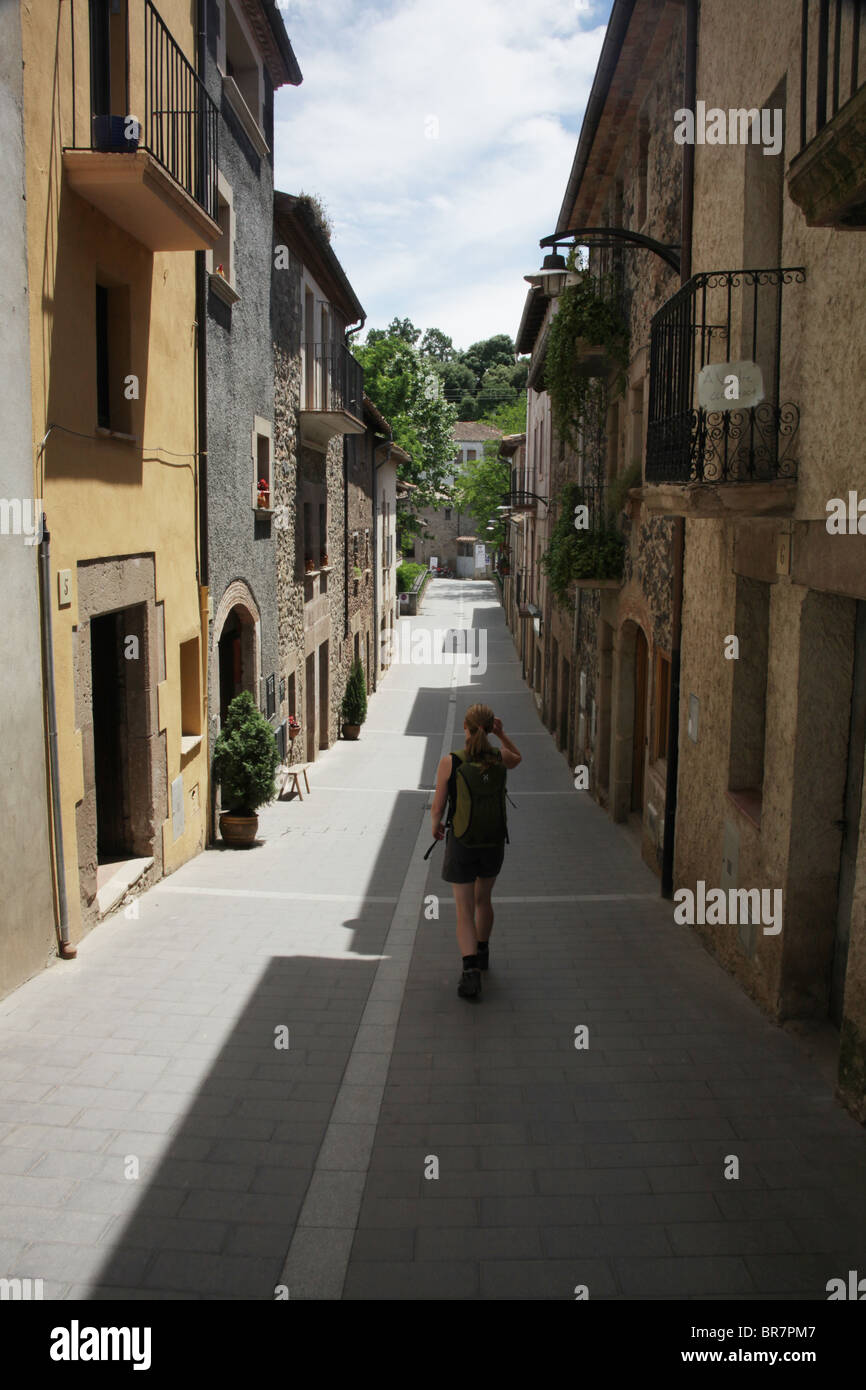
523, 250, 579, 297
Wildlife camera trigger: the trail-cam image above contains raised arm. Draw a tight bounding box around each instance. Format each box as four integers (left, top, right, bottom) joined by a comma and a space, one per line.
492, 717, 521, 770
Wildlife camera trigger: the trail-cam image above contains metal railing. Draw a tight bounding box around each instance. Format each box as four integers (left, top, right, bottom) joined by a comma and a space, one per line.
143, 0, 218, 221
800, 0, 864, 149
646, 268, 805, 485
301, 342, 364, 419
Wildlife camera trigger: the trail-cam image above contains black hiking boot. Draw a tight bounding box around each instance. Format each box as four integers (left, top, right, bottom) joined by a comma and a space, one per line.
475, 943, 489, 972
457, 968, 482, 1001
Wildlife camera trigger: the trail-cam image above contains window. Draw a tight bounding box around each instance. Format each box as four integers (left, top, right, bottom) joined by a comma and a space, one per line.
728, 577, 771, 819
288, 672, 296, 718
466, 449, 477, 461
444, 508, 452, 520
179, 637, 202, 738
95, 280, 132, 434
252, 418, 272, 510
266, 673, 275, 719
630, 383, 644, 471
654, 651, 671, 761
637, 117, 649, 228
223, 1, 262, 131
303, 502, 312, 566
209, 177, 236, 295
95, 284, 110, 429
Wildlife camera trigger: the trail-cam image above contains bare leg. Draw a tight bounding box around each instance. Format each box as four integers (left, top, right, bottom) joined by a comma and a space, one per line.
474, 876, 496, 944
452, 882, 477, 958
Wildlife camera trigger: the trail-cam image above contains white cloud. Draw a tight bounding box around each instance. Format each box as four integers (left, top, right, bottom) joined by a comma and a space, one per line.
273, 0, 609, 347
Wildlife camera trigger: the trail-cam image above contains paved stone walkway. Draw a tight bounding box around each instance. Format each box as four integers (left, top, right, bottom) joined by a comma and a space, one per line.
0, 580, 864, 1300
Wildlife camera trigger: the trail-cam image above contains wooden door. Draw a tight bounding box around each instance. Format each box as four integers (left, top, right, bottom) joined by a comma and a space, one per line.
631, 628, 648, 812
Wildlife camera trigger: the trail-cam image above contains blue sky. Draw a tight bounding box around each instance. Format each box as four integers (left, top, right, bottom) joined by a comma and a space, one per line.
273, 0, 612, 350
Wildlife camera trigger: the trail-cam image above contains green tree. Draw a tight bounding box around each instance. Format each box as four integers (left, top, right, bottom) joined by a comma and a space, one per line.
481, 397, 526, 436
435, 358, 477, 403
355, 332, 457, 508
341, 659, 368, 726
458, 394, 479, 420
420, 327, 455, 361
460, 333, 516, 386
453, 446, 510, 551
477, 362, 518, 416
212, 691, 280, 815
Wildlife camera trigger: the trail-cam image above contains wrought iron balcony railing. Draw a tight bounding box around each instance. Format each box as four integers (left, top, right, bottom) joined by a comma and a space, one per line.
301, 342, 364, 421
144, 1, 218, 221
800, 0, 864, 150
646, 268, 805, 486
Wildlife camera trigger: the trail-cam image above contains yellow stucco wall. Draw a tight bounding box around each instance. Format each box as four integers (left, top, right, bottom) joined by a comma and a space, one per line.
22, 0, 207, 941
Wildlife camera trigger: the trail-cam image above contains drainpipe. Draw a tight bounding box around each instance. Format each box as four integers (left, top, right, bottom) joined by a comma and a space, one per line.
39, 516, 75, 959
661, 0, 696, 898
196, 0, 209, 591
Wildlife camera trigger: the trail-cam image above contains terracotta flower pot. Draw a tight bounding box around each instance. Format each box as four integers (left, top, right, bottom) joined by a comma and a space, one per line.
342, 724, 361, 740
219, 812, 259, 846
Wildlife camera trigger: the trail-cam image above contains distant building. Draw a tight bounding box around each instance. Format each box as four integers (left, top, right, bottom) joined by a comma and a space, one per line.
408, 421, 501, 573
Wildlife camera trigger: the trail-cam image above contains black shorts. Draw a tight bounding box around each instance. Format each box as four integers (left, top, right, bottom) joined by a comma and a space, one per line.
441, 831, 505, 885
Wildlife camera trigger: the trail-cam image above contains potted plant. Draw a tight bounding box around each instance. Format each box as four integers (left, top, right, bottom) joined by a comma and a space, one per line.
288, 714, 301, 741
257, 478, 270, 509
213, 690, 279, 845
341, 658, 367, 740
305, 555, 316, 574
320, 551, 330, 568
352, 565, 363, 580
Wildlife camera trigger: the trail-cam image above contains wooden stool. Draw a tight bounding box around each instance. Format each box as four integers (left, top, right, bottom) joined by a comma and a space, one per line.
281, 763, 311, 801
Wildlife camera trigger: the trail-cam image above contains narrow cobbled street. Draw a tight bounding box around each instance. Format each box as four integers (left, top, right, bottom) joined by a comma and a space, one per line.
1, 579, 864, 1300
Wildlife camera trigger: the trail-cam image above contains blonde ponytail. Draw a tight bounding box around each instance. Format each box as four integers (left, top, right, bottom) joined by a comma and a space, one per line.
464, 703, 497, 765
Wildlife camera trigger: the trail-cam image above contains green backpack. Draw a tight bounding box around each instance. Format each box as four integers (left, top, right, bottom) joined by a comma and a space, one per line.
448, 751, 509, 848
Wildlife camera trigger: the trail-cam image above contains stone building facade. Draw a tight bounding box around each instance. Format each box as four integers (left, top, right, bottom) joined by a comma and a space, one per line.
512, 0, 684, 874
642, 0, 866, 1118
203, 0, 301, 824
271, 193, 365, 765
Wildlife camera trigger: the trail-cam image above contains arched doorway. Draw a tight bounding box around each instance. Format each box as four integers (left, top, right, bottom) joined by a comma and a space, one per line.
218, 605, 257, 724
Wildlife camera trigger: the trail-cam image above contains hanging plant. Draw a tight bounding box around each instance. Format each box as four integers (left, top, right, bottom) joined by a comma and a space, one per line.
541, 481, 625, 607
545, 259, 629, 450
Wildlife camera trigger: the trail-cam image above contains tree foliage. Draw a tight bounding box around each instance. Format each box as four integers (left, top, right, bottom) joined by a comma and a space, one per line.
341, 659, 368, 726
355, 333, 457, 509
212, 691, 280, 814
453, 445, 510, 552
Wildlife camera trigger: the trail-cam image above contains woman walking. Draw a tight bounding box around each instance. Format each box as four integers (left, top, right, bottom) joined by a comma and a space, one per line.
430, 703, 521, 1000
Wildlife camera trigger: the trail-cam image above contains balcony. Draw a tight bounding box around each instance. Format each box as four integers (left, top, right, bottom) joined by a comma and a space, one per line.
788, 0, 866, 226
501, 490, 540, 514
63, 1, 219, 252
299, 343, 365, 449
644, 268, 805, 519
